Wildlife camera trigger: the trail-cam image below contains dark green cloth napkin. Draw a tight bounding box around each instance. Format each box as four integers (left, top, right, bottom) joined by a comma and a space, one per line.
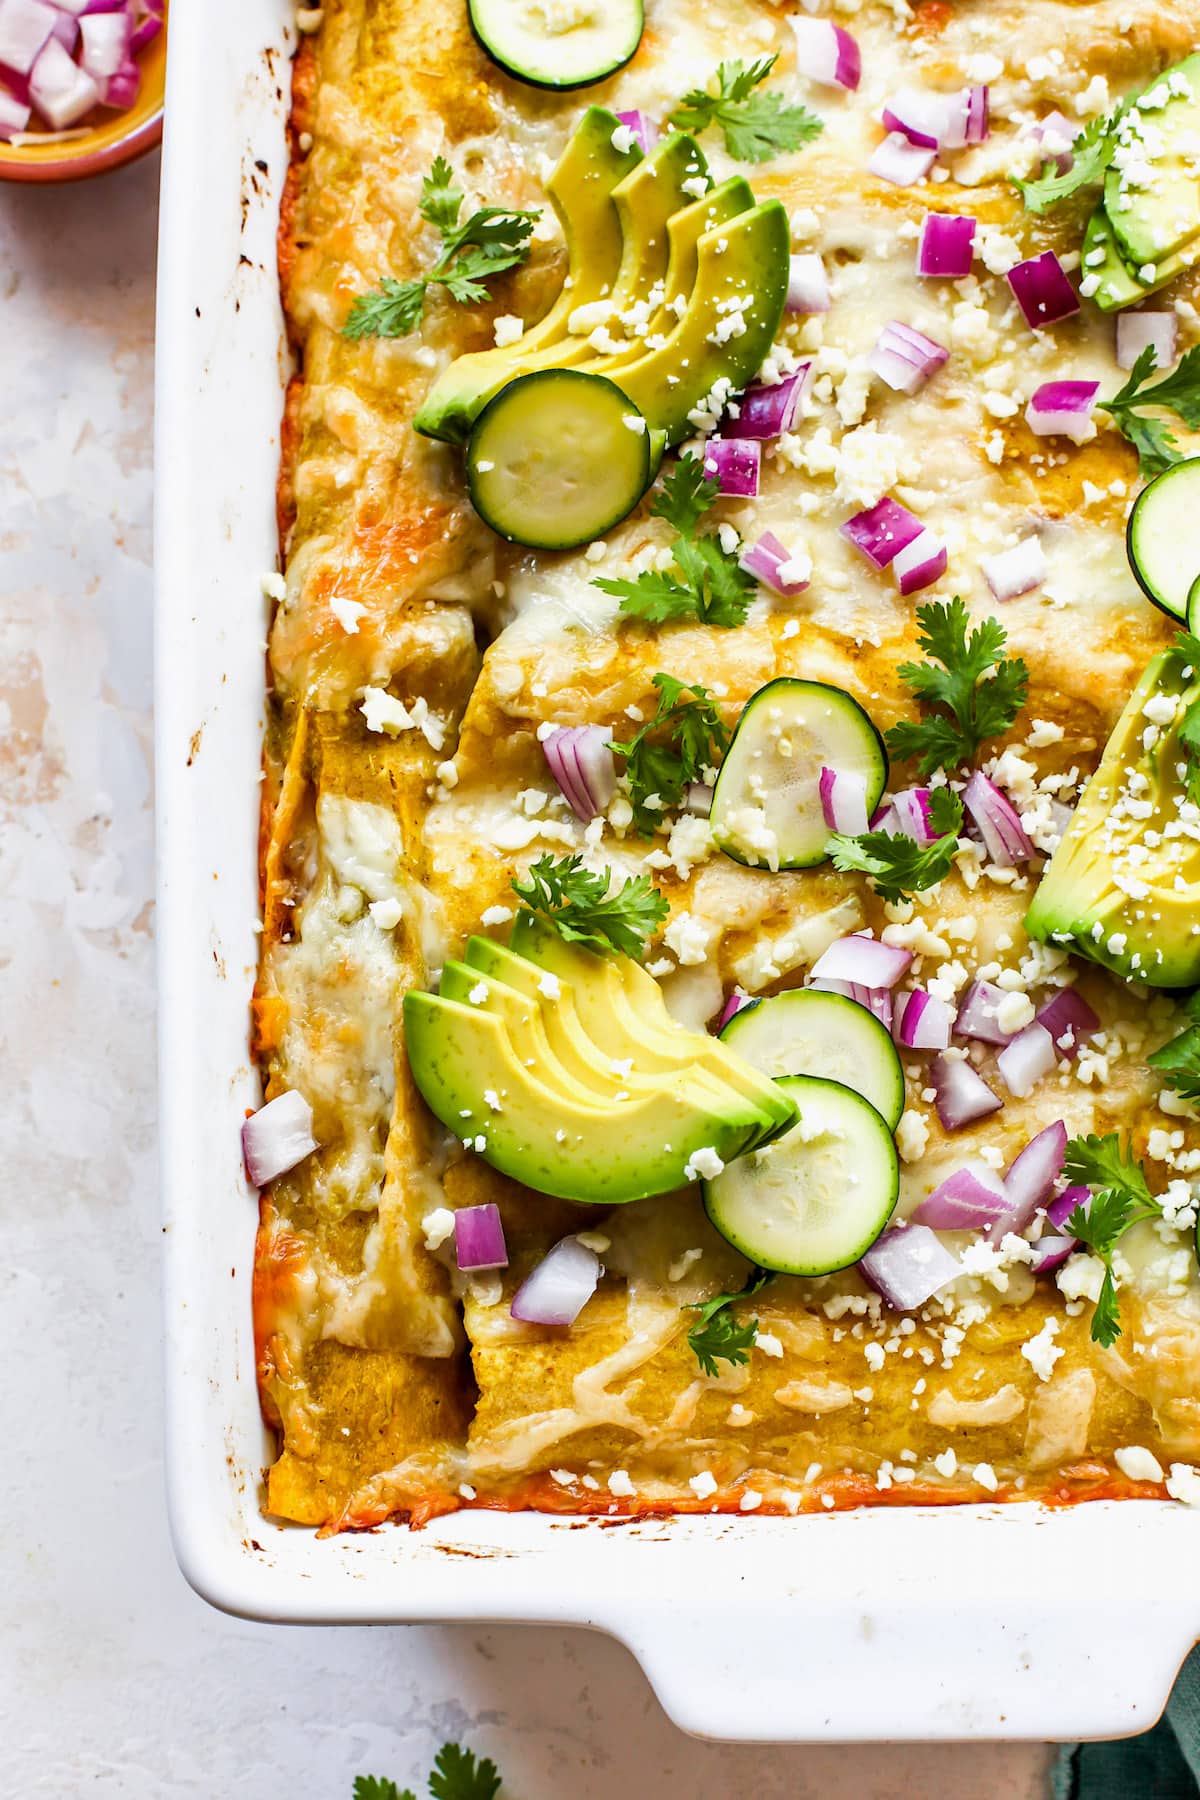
1054, 1646, 1200, 1799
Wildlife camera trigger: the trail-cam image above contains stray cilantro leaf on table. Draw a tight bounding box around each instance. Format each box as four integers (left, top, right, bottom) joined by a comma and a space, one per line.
594, 454, 755, 629
1013, 102, 1127, 213
827, 790, 964, 903
1097, 346, 1200, 478
885, 599, 1029, 777
343, 156, 539, 339
429, 1743, 502, 1800
354, 1778, 414, 1800
668, 56, 823, 164
609, 672, 731, 833
511, 854, 669, 960
1062, 1133, 1162, 1346
687, 1268, 774, 1377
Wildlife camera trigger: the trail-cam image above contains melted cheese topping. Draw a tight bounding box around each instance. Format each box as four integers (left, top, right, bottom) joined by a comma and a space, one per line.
256, 0, 1200, 1529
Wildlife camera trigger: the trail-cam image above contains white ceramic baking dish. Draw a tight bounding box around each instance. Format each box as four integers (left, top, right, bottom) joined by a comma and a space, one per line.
156, 0, 1199, 1742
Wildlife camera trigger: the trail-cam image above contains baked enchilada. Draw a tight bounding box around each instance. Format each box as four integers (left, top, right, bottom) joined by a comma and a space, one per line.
249, 0, 1200, 1531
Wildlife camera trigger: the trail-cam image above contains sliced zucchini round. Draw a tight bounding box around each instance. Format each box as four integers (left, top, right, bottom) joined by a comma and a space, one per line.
468, 0, 644, 90
466, 371, 652, 550
719, 989, 905, 1132
709, 679, 888, 871
1187, 571, 1200, 634
703, 1075, 899, 1276
1127, 459, 1200, 621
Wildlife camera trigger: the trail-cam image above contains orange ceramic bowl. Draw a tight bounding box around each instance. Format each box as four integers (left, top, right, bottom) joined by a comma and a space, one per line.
0, 3, 166, 184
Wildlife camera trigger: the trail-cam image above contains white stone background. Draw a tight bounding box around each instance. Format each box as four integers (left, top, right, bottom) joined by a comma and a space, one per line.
0, 157, 1052, 1798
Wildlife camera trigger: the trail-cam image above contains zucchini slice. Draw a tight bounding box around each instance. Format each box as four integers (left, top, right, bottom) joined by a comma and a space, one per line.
468, 0, 644, 90
1127, 459, 1200, 621
710, 679, 888, 871
720, 989, 905, 1131
466, 371, 651, 549
703, 1075, 900, 1276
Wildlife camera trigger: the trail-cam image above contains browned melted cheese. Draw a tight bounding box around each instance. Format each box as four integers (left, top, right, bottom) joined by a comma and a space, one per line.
257, 0, 1200, 1530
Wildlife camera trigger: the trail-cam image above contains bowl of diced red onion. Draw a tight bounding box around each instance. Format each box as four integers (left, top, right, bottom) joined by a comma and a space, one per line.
0, 0, 164, 183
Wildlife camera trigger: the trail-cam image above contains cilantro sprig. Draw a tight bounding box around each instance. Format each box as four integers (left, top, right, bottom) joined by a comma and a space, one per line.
1062, 1132, 1162, 1347
1097, 346, 1200, 478
609, 673, 731, 833
687, 1268, 773, 1377
343, 157, 539, 340
355, 1743, 501, 1800
1013, 102, 1127, 214
668, 56, 823, 164
828, 788, 964, 903
885, 599, 1029, 778
511, 854, 668, 960
594, 454, 754, 629
1147, 990, 1200, 1103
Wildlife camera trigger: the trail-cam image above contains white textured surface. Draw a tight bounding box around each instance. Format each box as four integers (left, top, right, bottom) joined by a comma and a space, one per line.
0, 159, 1051, 1797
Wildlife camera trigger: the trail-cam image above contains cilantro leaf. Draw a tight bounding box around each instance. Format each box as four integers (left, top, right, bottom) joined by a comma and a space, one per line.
428, 1744, 501, 1800
1097, 346, 1200, 478
1173, 630, 1200, 672
1147, 1021, 1200, 1102
686, 1268, 773, 1378
885, 599, 1029, 777
343, 158, 540, 340
594, 453, 754, 629
1013, 103, 1126, 214
511, 854, 668, 960
609, 672, 731, 833
354, 1780, 413, 1800
827, 792, 963, 903
668, 56, 823, 164
1062, 1132, 1161, 1346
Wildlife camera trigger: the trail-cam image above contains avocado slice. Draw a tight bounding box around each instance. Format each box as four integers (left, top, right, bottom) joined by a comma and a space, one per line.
1104, 55, 1200, 269
606, 133, 709, 316
613, 201, 791, 445
414, 107, 642, 445
404, 991, 772, 1204
503, 914, 798, 1140
576, 175, 755, 378
1025, 649, 1200, 987
1083, 203, 1200, 312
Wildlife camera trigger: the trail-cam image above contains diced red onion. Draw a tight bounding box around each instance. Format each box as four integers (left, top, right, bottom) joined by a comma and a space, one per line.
996, 1021, 1057, 1097
739, 530, 811, 596
129, 10, 159, 54
510, 1235, 602, 1326
1047, 1185, 1090, 1231
869, 130, 936, 186
1035, 988, 1099, 1059
786, 252, 831, 313
1029, 1233, 1077, 1275
543, 725, 616, 823
893, 986, 953, 1051
1116, 311, 1177, 372
454, 1202, 509, 1272
702, 437, 761, 498
918, 213, 976, 279
734, 366, 813, 439
1027, 110, 1077, 173
890, 786, 937, 844
860, 1223, 961, 1311
894, 529, 947, 596
842, 496, 924, 569
869, 320, 949, 394
614, 108, 659, 153
981, 535, 1046, 602
0, 77, 29, 133
1025, 379, 1099, 443
958, 86, 989, 148
913, 1160, 1009, 1231
789, 15, 860, 91
684, 780, 713, 817
819, 765, 870, 836
242, 1089, 318, 1187
997, 1120, 1067, 1235
810, 931, 913, 990
930, 1053, 1002, 1131
0, 0, 55, 74
961, 771, 1033, 867
954, 978, 1016, 1046
881, 86, 953, 149
101, 55, 136, 106
78, 5, 127, 78
808, 977, 894, 1031
716, 990, 756, 1031
1007, 252, 1080, 330
29, 33, 96, 125
48, 10, 76, 51
870, 802, 898, 833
